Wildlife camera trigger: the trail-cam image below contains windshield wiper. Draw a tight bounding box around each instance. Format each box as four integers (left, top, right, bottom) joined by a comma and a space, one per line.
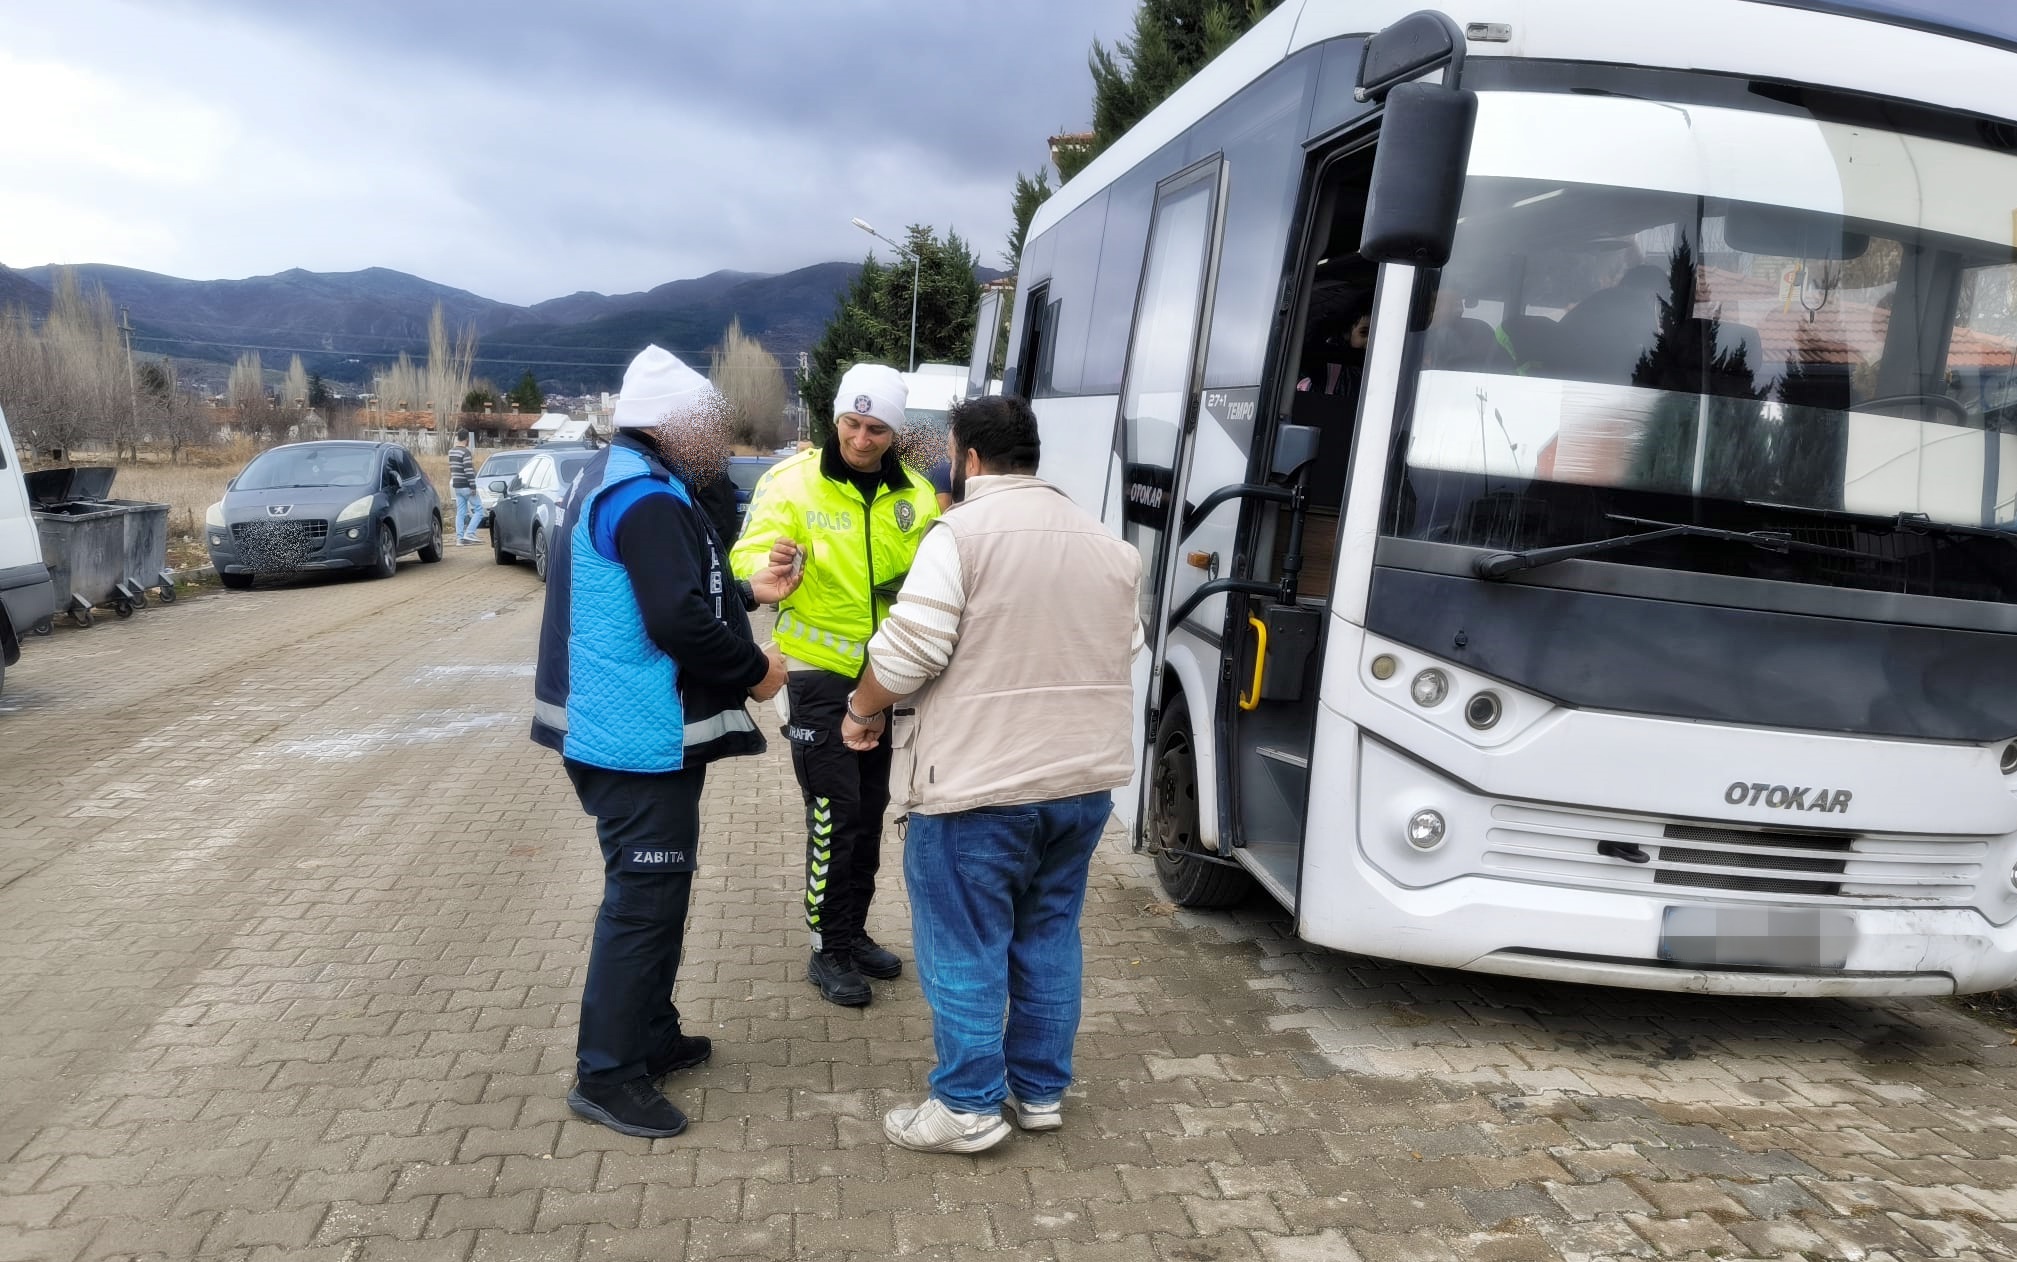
1473, 514, 1875, 580
1890, 512, 2016, 543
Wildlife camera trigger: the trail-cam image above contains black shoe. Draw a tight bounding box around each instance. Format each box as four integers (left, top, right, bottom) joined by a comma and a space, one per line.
851, 938, 903, 980
808, 949, 872, 1007
647, 1034, 712, 1079
567, 1077, 688, 1138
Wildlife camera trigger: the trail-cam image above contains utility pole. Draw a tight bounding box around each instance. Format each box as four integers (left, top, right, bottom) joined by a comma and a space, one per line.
119, 306, 139, 461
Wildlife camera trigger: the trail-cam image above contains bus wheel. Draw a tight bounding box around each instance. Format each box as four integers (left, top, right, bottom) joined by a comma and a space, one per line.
1149, 692, 1254, 908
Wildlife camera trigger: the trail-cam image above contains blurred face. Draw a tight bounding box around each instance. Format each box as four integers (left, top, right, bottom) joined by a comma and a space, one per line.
1349, 315, 1370, 350
835, 411, 894, 472
651, 399, 732, 486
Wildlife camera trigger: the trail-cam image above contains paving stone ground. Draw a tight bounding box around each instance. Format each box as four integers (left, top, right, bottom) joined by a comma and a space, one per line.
3, 542, 2016, 1262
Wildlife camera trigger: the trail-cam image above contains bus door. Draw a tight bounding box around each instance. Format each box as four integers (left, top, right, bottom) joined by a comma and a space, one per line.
1116, 156, 1230, 833
1222, 140, 1383, 904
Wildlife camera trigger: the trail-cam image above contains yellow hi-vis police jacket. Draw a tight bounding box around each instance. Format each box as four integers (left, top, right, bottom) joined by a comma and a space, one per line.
729, 443, 940, 677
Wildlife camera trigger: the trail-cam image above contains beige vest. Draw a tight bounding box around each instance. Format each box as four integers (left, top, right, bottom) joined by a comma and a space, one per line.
891, 476, 1141, 815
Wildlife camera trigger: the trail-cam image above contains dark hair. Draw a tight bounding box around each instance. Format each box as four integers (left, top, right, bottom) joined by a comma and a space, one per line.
947, 395, 1040, 475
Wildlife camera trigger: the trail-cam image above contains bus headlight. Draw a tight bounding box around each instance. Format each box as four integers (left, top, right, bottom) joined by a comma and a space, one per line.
2001, 742, 2017, 775
1406, 809, 1447, 851
1370, 654, 1398, 681
1410, 669, 1449, 707
1465, 691, 1503, 730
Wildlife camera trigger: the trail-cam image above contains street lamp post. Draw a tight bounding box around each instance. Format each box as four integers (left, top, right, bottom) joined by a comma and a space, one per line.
851, 217, 919, 373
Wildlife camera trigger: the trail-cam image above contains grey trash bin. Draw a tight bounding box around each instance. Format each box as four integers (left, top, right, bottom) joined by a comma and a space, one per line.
28, 467, 176, 628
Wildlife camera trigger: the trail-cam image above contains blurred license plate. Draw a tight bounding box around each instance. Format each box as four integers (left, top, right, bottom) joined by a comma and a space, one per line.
1659, 905, 1854, 970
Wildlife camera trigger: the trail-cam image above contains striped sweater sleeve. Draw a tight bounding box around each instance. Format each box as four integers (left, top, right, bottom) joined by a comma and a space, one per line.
865, 525, 964, 697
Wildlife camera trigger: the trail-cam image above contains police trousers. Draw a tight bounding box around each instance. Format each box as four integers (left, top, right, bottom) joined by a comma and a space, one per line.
565, 760, 704, 1085
783, 669, 890, 953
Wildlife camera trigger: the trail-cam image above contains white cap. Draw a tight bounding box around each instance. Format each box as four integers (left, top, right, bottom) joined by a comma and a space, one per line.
833, 362, 908, 431
611, 345, 720, 429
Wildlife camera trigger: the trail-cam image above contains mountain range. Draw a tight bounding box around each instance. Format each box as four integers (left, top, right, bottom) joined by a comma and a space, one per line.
0, 259, 998, 394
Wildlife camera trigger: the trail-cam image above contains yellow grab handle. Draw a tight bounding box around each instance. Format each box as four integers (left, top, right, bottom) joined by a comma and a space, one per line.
1239, 614, 1267, 712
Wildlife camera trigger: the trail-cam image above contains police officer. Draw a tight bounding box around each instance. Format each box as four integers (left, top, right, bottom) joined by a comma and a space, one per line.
731, 363, 939, 1006
533, 345, 794, 1138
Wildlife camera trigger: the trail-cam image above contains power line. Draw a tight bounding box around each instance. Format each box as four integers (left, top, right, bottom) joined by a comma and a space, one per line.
122, 331, 800, 373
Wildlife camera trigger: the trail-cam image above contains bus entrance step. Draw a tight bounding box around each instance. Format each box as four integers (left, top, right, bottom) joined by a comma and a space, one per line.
1255, 745, 1309, 768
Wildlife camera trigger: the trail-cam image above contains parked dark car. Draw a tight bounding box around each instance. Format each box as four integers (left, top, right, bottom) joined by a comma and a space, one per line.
205, 441, 442, 588
726, 455, 781, 529
489, 450, 595, 581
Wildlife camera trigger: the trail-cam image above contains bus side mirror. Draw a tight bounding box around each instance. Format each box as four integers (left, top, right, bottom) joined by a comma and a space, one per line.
1271, 424, 1321, 481
1360, 82, 1478, 268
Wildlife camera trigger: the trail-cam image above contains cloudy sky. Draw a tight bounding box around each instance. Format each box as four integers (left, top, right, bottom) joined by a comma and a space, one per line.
0, 0, 1135, 305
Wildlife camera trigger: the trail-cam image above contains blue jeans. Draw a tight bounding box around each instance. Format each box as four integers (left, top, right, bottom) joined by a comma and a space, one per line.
904, 791, 1110, 1114
454, 487, 483, 538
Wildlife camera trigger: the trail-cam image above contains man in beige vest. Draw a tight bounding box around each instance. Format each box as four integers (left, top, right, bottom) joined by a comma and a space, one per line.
840, 394, 1142, 1153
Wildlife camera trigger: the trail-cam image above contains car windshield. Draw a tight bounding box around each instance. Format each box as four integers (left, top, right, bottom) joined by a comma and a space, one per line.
236, 446, 378, 490
479, 453, 532, 479
1387, 91, 2017, 606
726, 460, 774, 492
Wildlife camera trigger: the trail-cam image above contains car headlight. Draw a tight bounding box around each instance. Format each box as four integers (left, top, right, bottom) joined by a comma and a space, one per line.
335, 495, 374, 524
205, 501, 226, 529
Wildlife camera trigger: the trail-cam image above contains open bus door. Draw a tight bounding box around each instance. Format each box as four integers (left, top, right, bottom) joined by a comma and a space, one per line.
1145, 12, 1480, 913
1112, 156, 1229, 837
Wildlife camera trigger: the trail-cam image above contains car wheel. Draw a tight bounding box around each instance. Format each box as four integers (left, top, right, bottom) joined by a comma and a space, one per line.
370, 523, 398, 579
532, 526, 549, 583
1149, 691, 1254, 908
418, 513, 444, 562
492, 525, 514, 566
220, 572, 254, 591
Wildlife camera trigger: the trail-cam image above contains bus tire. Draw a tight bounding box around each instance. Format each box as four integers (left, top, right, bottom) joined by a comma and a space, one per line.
1149, 692, 1254, 908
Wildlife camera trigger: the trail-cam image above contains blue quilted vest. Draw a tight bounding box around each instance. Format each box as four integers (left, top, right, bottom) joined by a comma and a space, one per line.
531, 442, 689, 772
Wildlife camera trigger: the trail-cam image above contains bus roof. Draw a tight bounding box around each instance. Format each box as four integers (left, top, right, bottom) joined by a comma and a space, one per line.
1028, 0, 2017, 244
1755, 0, 2017, 54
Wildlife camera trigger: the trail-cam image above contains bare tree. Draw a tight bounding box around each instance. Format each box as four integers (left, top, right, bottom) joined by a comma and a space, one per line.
227, 350, 282, 442
423, 304, 478, 425
708, 318, 788, 449
0, 269, 127, 458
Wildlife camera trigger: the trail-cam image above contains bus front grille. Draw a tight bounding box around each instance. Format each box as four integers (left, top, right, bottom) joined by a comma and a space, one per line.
1482, 806, 1986, 904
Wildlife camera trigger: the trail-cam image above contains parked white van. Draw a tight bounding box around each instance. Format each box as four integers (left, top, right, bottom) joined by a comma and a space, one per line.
0, 404, 56, 697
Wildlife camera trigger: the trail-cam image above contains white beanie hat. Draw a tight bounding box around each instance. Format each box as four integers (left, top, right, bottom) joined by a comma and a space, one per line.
834, 362, 908, 432
611, 345, 720, 428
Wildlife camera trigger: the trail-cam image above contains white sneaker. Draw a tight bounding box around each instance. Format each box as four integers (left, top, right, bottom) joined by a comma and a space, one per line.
883, 1096, 1011, 1153
1004, 1093, 1063, 1132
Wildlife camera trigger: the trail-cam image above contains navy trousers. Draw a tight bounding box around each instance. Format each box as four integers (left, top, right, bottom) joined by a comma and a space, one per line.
565, 760, 705, 1085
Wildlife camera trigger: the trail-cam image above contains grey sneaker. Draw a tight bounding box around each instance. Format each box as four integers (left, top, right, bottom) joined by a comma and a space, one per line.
883, 1096, 1011, 1153
1004, 1092, 1063, 1131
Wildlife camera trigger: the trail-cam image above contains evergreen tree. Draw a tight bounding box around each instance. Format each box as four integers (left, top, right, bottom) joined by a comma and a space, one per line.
1089, 0, 1281, 154
507, 369, 544, 415
1006, 169, 1052, 273
307, 372, 330, 409
800, 227, 982, 441
1627, 241, 1767, 497
1002, 0, 1282, 283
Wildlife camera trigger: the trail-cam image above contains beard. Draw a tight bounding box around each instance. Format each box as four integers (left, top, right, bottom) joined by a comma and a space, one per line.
949, 447, 970, 503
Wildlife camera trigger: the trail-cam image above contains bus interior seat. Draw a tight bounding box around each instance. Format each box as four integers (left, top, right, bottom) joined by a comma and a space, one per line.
1499, 312, 1561, 371
1426, 317, 1507, 370
1552, 266, 1666, 382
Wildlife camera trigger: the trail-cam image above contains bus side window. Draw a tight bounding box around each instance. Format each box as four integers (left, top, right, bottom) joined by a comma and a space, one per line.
1013, 283, 1054, 399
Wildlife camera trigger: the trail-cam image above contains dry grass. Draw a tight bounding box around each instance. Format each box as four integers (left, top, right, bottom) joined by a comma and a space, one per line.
26, 441, 466, 569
